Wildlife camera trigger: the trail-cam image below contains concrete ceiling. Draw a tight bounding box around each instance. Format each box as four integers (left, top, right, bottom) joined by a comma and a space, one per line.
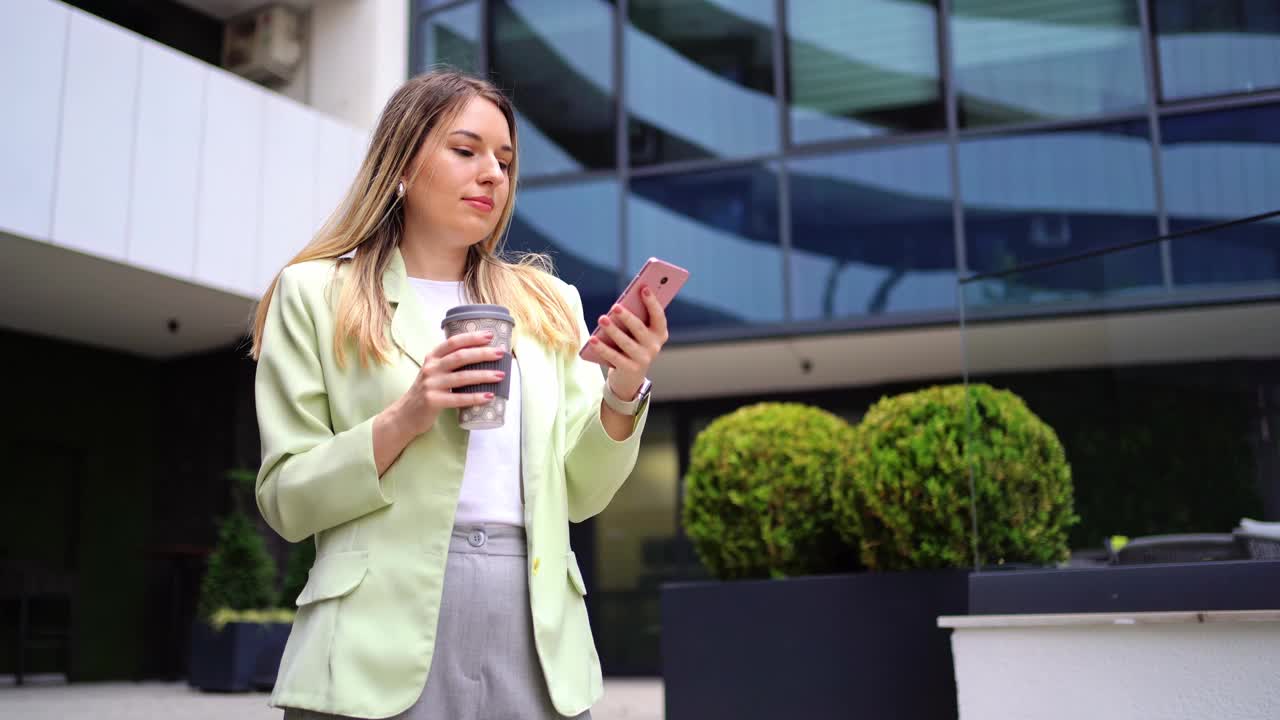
173, 0, 316, 21
0, 231, 256, 360
648, 301, 1280, 401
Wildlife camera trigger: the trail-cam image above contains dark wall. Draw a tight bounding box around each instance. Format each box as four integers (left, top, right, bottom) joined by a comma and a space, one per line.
141, 340, 263, 680
664, 358, 1280, 548
64, 0, 224, 65
0, 329, 258, 681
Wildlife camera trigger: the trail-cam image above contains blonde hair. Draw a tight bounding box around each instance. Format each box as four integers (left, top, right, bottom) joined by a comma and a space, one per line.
250, 71, 579, 368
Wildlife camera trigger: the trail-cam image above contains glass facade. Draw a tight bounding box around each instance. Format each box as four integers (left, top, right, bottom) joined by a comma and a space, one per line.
416, 2, 480, 75
787, 0, 945, 144
627, 0, 778, 165
960, 120, 1163, 305
1161, 102, 1280, 289
629, 164, 784, 328
489, 0, 617, 174
951, 0, 1148, 127
789, 143, 956, 319
1152, 0, 1280, 101
413, 0, 1280, 340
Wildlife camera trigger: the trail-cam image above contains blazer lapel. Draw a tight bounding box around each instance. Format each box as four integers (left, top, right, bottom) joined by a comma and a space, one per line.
386, 248, 443, 368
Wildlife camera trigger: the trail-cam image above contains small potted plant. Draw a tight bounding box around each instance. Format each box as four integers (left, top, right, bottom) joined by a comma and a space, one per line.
188, 469, 294, 692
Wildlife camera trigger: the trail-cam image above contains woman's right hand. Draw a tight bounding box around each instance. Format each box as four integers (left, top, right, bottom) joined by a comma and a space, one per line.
373, 331, 505, 475
390, 330, 507, 436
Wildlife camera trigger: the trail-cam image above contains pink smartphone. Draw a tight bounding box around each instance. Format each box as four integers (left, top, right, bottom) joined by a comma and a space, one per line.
579, 257, 690, 365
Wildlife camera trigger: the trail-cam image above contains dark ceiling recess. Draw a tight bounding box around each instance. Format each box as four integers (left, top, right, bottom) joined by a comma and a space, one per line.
62, 0, 224, 66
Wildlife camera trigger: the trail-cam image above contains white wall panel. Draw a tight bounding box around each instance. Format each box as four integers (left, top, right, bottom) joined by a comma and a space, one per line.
128, 41, 206, 279
195, 71, 265, 296
0, 0, 67, 240
258, 95, 318, 293
51, 9, 139, 261
311, 116, 363, 234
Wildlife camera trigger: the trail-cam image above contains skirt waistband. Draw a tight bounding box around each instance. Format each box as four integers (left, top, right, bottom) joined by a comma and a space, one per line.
449, 524, 526, 556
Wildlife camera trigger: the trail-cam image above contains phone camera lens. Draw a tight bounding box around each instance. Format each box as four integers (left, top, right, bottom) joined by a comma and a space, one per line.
660, 276, 669, 285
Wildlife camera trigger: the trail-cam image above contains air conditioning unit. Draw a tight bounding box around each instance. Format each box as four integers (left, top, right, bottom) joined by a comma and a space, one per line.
222, 4, 305, 87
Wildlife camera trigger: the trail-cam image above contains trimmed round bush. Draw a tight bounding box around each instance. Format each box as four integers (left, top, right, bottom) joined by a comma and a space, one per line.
834, 384, 1077, 571
682, 402, 857, 580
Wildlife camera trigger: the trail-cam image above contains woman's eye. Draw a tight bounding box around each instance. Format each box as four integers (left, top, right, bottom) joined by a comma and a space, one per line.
499, 162, 510, 172
453, 148, 474, 158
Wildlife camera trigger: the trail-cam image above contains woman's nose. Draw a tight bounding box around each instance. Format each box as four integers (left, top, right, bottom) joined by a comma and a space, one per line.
478, 155, 504, 185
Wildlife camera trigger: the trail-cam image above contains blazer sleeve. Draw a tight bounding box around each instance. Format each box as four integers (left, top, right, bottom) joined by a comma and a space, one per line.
560, 283, 650, 523
254, 266, 392, 543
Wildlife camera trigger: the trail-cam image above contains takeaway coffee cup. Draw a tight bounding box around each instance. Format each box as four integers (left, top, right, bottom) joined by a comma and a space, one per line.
441, 304, 515, 430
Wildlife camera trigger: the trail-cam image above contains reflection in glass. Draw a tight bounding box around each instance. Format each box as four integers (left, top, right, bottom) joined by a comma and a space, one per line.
1153, 0, 1280, 100
505, 180, 621, 324
418, 3, 480, 75
1161, 104, 1280, 290
951, 0, 1146, 127
789, 144, 956, 320
490, 0, 616, 175
787, 0, 944, 145
960, 120, 1162, 306
629, 164, 784, 328
627, 0, 778, 165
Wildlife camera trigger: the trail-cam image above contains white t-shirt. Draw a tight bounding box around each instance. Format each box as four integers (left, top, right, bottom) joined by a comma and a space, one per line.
406, 277, 524, 527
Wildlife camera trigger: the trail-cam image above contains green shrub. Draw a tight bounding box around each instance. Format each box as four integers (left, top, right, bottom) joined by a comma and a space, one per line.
279, 538, 317, 608
681, 402, 858, 580
197, 510, 277, 621
835, 384, 1077, 571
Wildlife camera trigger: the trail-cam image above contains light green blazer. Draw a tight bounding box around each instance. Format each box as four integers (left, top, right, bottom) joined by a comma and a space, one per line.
254, 249, 648, 718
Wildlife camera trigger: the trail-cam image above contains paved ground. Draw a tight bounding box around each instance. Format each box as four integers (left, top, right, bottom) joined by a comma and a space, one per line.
0, 677, 664, 720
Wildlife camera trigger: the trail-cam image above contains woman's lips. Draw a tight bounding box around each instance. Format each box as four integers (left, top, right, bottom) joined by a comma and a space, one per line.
463, 197, 494, 212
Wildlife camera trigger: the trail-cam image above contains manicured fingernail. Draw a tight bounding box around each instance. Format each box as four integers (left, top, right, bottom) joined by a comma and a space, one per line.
495, 372, 506, 379
494, 349, 505, 357
485, 393, 495, 399
642, 287, 652, 297
484, 331, 495, 339
599, 316, 611, 326
611, 306, 622, 315
589, 337, 600, 345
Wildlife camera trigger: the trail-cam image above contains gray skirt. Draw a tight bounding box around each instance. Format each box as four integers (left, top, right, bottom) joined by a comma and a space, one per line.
283, 525, 590, 720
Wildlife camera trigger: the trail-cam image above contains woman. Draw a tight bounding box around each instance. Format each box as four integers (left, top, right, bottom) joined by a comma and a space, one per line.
250, 71, 666, 719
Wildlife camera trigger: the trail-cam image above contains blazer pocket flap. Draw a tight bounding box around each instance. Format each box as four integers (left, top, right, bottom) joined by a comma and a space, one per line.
567, 551, 587, 596
296, 550, 369, 606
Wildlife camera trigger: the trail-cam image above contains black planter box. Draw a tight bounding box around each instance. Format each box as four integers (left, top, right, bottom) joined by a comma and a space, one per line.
969, 559, 1280, 615
661, 570, 970, 720
188, 621, 291, 693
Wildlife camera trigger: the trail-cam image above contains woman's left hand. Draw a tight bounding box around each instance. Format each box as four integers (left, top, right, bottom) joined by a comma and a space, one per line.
588, 285, 669, 400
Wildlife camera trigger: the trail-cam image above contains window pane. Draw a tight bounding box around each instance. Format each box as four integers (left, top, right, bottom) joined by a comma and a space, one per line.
789, 144, 956, 320
1154, 0, 1280, 100
951, 0, 1146, 127
1162, 103, 1280, 289
627, 0, 778, 166
788, 0, 944, 145
418, 4, 480, 75
505, 181, 621, 324
960, 120, 1162, 305
490, 0, 616, 175
628, 164, 784, 328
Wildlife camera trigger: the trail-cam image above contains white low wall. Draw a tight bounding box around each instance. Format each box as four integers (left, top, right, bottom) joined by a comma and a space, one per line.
941, 610, 1280, 720
0, 0, 368, 300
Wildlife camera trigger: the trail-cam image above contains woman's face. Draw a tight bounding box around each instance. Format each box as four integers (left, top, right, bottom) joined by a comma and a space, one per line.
404, 96, 514, 250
